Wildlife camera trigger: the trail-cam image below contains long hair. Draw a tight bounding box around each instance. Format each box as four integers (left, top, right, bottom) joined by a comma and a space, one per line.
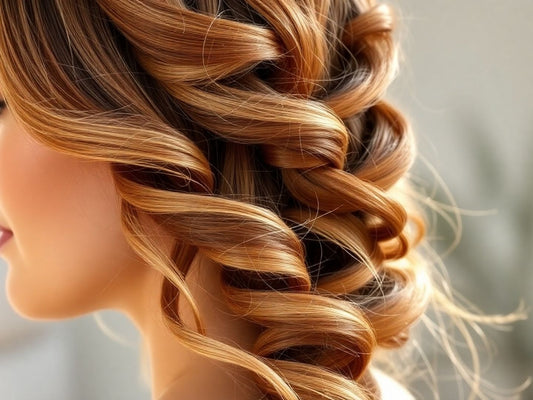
0, 1, 520, 399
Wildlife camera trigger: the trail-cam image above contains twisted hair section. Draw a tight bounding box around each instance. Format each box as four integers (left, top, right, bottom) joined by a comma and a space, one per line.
0, 0, 498, 399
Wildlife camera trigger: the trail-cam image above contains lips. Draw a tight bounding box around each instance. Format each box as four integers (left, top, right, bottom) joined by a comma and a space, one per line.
0, 225, 13, 249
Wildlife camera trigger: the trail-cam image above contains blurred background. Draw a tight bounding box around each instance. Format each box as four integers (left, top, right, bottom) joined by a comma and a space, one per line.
387, 1, 532, 398
0, 1, 531, 399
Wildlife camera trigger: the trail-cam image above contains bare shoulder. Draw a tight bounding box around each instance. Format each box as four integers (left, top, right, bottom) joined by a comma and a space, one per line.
370, 368, 415, 400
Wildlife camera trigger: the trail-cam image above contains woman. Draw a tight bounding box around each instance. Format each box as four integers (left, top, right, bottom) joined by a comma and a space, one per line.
0, 1, 516, 399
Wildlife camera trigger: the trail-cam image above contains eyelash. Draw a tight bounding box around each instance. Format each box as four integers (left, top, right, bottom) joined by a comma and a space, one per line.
0, 100, 6, 114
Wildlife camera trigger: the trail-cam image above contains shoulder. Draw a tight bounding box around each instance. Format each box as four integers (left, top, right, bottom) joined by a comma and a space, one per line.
370, 368, 415, 400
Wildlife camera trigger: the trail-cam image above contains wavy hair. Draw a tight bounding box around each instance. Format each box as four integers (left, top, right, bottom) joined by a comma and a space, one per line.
0, 1, 521, 399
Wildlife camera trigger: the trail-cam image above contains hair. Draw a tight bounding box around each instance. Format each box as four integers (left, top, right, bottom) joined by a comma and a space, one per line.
0, 1, 524, 399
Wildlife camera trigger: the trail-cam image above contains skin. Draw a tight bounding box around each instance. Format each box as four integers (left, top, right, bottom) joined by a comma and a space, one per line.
0, 95, 263, 400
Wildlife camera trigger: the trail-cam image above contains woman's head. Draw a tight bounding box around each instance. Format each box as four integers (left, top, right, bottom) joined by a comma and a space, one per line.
0, 1, 430, 399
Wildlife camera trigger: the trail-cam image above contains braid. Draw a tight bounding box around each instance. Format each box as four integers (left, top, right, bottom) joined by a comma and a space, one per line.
97, 1, 429, 398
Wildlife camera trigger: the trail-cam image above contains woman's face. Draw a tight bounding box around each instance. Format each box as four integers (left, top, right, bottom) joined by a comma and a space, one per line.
0, 97, 151, 320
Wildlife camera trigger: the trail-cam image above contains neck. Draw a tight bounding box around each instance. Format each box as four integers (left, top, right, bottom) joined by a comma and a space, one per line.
116, 252, 263, 400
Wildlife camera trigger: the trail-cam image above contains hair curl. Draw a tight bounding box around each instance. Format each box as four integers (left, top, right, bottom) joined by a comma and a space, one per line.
0, 1, 520, 399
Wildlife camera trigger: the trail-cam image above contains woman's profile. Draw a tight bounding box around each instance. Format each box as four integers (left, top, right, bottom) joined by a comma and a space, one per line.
0, 1, 523, 399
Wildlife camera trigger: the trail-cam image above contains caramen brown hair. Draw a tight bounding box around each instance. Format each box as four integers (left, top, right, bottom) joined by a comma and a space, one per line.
0, 1, 522, 399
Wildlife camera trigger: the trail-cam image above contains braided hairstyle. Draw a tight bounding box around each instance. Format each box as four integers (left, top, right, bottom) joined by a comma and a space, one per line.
0, 1, 435, 399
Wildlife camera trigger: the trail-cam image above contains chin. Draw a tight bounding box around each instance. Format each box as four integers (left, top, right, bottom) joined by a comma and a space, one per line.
8, 299, 95, 321
5, 277, 96, 321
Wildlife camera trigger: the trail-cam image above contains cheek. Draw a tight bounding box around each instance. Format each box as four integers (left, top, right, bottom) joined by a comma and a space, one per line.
1, 130, 140, 319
